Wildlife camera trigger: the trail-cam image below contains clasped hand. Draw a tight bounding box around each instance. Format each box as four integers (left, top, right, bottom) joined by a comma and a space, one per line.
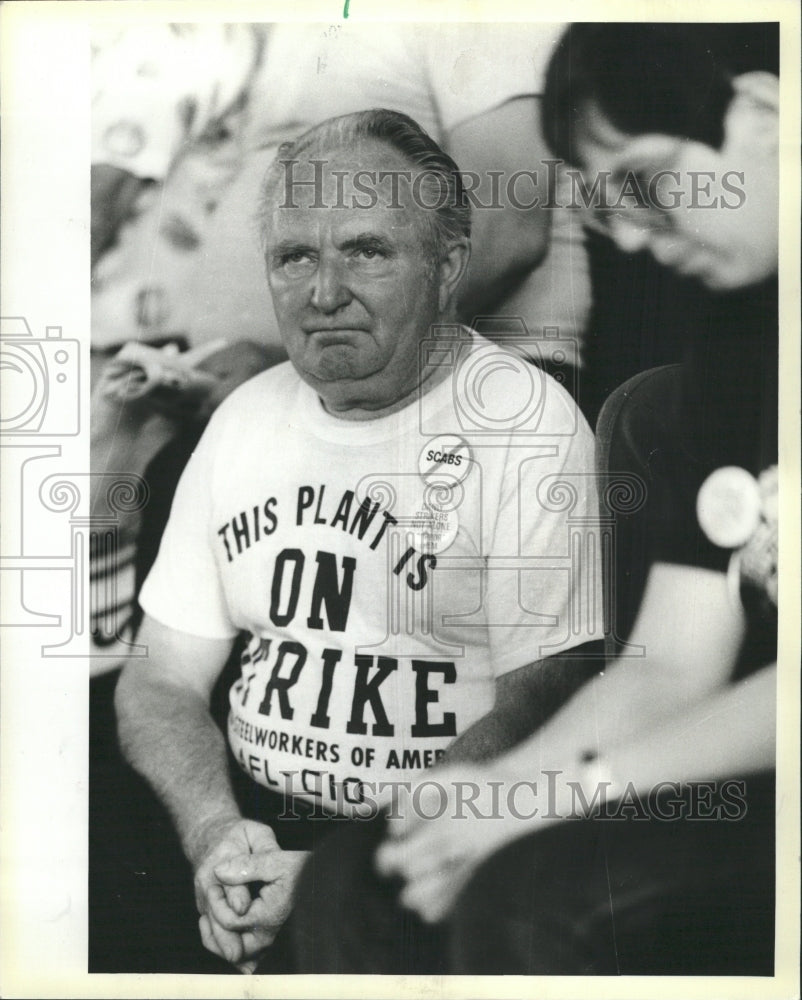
192, 817, 308, 974
375, 763, 541, 924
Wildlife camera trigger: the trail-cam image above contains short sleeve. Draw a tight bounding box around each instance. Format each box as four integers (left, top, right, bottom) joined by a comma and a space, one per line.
138, 412, 238, 639
485, 389, 602, 674
419, 22, 566, 131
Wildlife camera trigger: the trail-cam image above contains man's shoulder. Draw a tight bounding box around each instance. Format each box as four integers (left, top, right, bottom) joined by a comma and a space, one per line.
457, 329, 589, 440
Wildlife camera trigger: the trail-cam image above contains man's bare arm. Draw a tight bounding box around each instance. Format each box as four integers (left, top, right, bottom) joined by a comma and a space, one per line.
445, 640, 604, 763
496, 563, 751, 780
114, 614, 240, 864
448, 97, 552, 322
116, 615, 310, 970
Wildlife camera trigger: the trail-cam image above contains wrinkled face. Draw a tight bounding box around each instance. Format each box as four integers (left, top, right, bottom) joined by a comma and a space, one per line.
572, 100, 778, 291
264, 140, 461, 415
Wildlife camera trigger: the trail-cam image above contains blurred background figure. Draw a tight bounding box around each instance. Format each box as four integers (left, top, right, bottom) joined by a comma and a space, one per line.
91, 23, 261, 319
90, 23, 279, 669
89, 338, 279, 665
92, 22, 591, 405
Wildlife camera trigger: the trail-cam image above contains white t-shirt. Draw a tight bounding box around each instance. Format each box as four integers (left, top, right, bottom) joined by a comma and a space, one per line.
139, 331, 600, 814
245, 22, 563, 147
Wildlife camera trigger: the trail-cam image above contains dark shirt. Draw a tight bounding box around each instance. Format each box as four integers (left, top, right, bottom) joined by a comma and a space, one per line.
601, 277, 778, 676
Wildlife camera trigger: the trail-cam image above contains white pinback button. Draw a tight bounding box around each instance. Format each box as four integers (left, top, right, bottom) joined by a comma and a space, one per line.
418, 435, 473, 486
697, 466, 762, 549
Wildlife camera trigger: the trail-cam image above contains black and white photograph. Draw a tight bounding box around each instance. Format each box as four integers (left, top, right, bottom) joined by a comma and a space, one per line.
1, 1, 799, 997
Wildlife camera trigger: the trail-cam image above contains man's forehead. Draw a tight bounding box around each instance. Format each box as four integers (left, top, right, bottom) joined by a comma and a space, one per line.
267, 137, 430, 213
265, 139, 435, 242
267, 203, 420, 245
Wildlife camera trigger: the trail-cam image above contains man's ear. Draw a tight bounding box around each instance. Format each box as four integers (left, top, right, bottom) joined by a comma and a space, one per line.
726, 72, 779, 149
437, 239, 471, 314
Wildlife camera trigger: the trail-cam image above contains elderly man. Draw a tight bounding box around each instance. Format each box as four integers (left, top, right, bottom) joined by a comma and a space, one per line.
298, 24, 780, 977
115, 108, 601, 973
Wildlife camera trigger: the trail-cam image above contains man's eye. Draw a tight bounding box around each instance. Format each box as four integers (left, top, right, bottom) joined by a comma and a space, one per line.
355, 247, 384, 261
278, 252, 316, 273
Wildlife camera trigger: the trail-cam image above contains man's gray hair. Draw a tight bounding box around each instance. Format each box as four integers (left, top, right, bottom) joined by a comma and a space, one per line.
260, 108, 471, 258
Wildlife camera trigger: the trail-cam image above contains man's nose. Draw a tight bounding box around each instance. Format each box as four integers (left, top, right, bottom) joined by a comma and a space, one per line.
310, 257, 351, 312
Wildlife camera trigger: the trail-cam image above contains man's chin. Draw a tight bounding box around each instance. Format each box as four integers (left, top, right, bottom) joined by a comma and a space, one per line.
300, 365, 369, 398
301, 344, 376, 382
305, 361, 374, 385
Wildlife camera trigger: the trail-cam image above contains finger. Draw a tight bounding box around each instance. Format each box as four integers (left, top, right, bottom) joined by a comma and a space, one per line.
207, 912, 245, 965
253, 878, 295, 925
182, 338, 228, 367
395, 840, 463, 882
376, 832, 436, 875
376, 832, 462, 884
157, 365, 190, 391
100, 367, 150, 400
105, 371, 167, 406
113, 342, 158, 366
224, 882, 253, 917
199, 914, 228, 961
206, 881, 247, 930
399, 868, 466, 924
215, 852, 276, 885
374, 838, 406, 876
112, 343, 164, 382
241, 926, 278, 956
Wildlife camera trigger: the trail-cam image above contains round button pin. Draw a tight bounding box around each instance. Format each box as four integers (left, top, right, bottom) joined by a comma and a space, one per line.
696, 466, 761, 549
407, 505, 459, 555
418, 435, 473, 485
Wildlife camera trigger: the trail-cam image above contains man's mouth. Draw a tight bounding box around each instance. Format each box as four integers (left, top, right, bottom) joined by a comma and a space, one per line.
304, 327, 368, 341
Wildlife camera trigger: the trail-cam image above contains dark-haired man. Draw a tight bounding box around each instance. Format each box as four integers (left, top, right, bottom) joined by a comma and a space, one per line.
296, 23, 782, 976
543, 22, 779, 292
115, 108, 601, 973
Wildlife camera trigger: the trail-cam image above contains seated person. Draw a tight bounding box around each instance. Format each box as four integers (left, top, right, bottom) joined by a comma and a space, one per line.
89, 338, 280, 669
113, 109, 603, 974
291, 22, 780, 976
89, 23, 271, 670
